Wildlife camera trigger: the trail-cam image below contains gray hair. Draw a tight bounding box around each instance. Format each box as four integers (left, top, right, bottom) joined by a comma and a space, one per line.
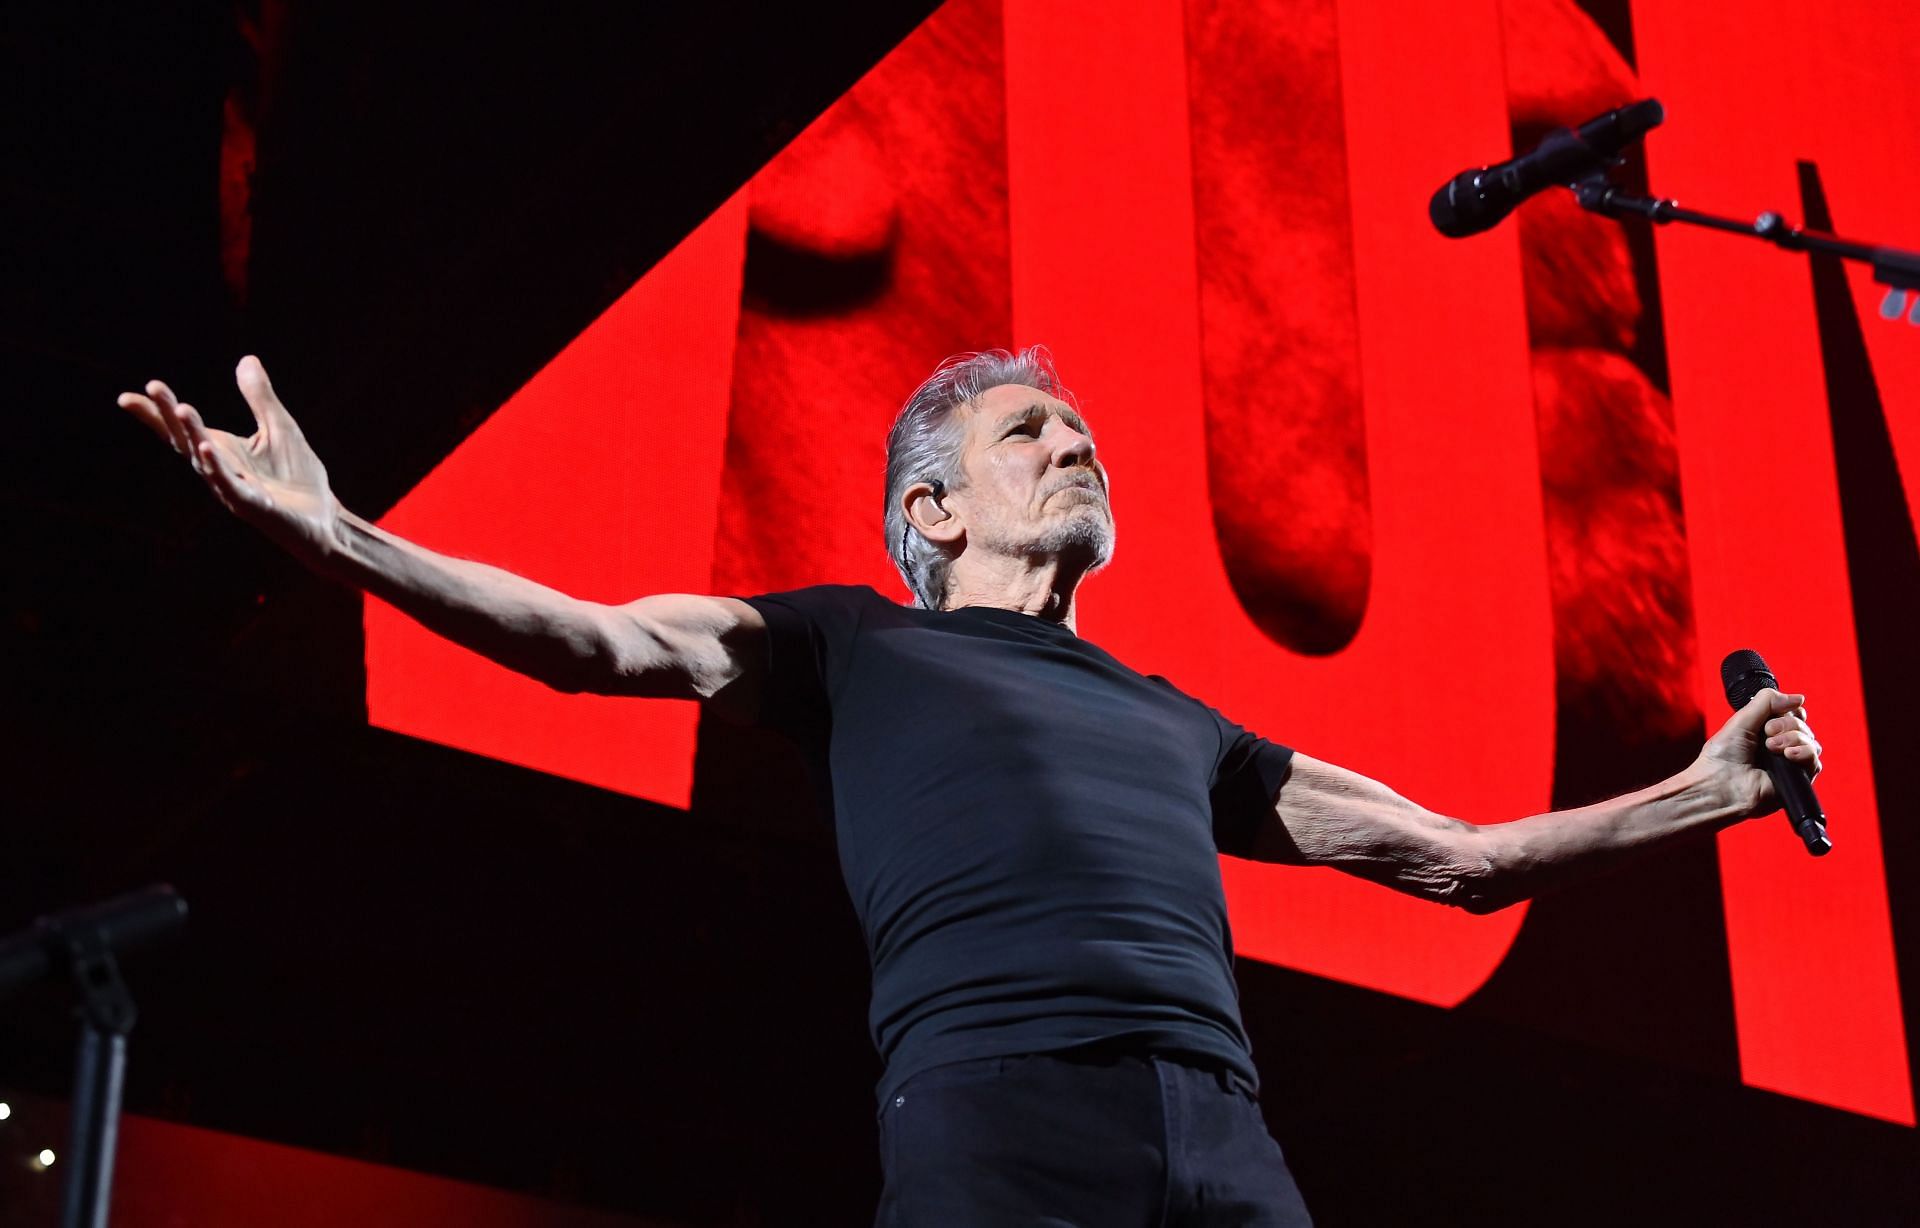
884, 346, 1075, 609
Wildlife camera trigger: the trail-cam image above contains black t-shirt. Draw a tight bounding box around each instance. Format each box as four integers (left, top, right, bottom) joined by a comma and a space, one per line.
742, 584, 1295, 1106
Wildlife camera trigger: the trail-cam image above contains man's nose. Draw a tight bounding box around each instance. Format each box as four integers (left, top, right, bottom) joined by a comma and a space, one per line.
1052, 427, 1096, 468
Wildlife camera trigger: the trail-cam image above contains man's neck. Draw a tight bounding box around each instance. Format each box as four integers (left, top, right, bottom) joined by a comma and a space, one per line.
940, 553, 1087, 630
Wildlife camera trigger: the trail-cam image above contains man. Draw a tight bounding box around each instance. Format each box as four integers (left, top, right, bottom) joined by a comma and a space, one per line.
120, 348, 1821, 1226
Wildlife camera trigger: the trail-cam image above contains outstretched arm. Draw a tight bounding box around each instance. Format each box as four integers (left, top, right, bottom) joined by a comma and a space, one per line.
1252, 689, 1821, 913
119, 357, 765, 713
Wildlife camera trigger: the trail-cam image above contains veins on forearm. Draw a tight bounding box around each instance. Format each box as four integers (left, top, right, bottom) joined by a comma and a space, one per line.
1468, 767, 1740, 911
1268, 753, 1742, 915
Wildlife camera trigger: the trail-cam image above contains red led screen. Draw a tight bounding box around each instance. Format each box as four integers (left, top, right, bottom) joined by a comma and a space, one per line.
366, 0, 1917, 1124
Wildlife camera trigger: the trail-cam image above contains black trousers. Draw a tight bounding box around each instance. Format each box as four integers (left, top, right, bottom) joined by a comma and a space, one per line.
874, 1048, 1314, 1227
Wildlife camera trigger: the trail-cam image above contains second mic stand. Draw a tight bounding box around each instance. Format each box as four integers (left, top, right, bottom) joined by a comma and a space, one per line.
1573, 175, 1920, 322
1, 886, 188, 1228
59, 930, 138, 1228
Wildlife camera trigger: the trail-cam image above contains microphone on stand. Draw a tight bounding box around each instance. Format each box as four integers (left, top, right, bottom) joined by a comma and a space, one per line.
1429, 98, 1665, 238
1721, 649, 1831, 856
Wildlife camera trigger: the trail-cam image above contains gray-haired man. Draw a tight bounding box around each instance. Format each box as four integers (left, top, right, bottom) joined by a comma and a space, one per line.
122, 349, 1820, 1225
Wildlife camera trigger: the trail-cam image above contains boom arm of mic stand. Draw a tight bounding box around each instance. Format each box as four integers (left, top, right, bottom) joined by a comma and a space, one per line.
1571, 176, 1920, 291
1870, 248, 1920, 294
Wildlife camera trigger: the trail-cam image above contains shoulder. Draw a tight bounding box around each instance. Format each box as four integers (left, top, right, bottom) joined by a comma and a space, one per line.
1144, 671, 1212, 712
740, 583, 912, 636
728, 585, 912, 729
737, 583, 917, 671
742, 583, 896, 615
1139, 672, 1296, 768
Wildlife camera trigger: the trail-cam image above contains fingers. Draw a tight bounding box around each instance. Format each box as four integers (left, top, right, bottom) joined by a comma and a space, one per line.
1764, 710, 1823, 771
1771, 742, 1820, 766
177, 405, 269, 515
1734, 688, 1777, 733
173, 401, 217, 471
117, 391, 176, 449
196, 438, 272, 518
1731, 689, 1824, 772
140, 379, 196, 457
125, 363, 293, 456
1765, 727, 1821, 758
235, 355, 293, 436
1738, 687, 1808, 731
1749, 687, 1805, 710
117, 375, 263, 516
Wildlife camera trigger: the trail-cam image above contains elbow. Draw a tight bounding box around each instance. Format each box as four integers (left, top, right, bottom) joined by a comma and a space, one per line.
562, 603, 703, 699
1383, 846, 1511, 913
536, 608, 620, 694
1435, 837, 1515, 915
543, 672, 592, 696
536, 647, 598, 694
1454, 882, 1516, 915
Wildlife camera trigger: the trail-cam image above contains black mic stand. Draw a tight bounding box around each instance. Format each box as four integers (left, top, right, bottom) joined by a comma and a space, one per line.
59, 928, 138, 1228
0, 886, 189, 1228
1572, 175, 1920, 318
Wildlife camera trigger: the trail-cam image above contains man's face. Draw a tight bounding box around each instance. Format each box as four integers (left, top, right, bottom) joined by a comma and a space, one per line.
947, 382, 1114, 570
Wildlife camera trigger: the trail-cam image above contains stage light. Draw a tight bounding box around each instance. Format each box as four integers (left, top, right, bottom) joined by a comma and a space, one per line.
34, 1148, 55, 1170
0, 1102, 10, 1120
1882, 289, 1908, 320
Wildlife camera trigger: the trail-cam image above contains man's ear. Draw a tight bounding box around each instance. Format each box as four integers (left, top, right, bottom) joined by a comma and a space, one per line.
903, 479, 963, 548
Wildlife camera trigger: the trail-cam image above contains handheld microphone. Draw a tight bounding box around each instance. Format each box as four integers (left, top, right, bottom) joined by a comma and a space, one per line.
1429, 98, 1665, 238
1720, 649, 1830, 856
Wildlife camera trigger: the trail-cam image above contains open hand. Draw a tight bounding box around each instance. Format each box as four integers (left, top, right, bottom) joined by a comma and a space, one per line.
119, 356, 342, 565
1697, 687, 1823, 818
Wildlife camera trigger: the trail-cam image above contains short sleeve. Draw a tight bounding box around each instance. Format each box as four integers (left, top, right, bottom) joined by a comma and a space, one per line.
736, 584, 875, 744
1207, 713, 1295, 859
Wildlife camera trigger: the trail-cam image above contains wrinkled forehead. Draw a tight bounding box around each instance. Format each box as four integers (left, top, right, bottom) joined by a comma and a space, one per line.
959, 382, 1092, 437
